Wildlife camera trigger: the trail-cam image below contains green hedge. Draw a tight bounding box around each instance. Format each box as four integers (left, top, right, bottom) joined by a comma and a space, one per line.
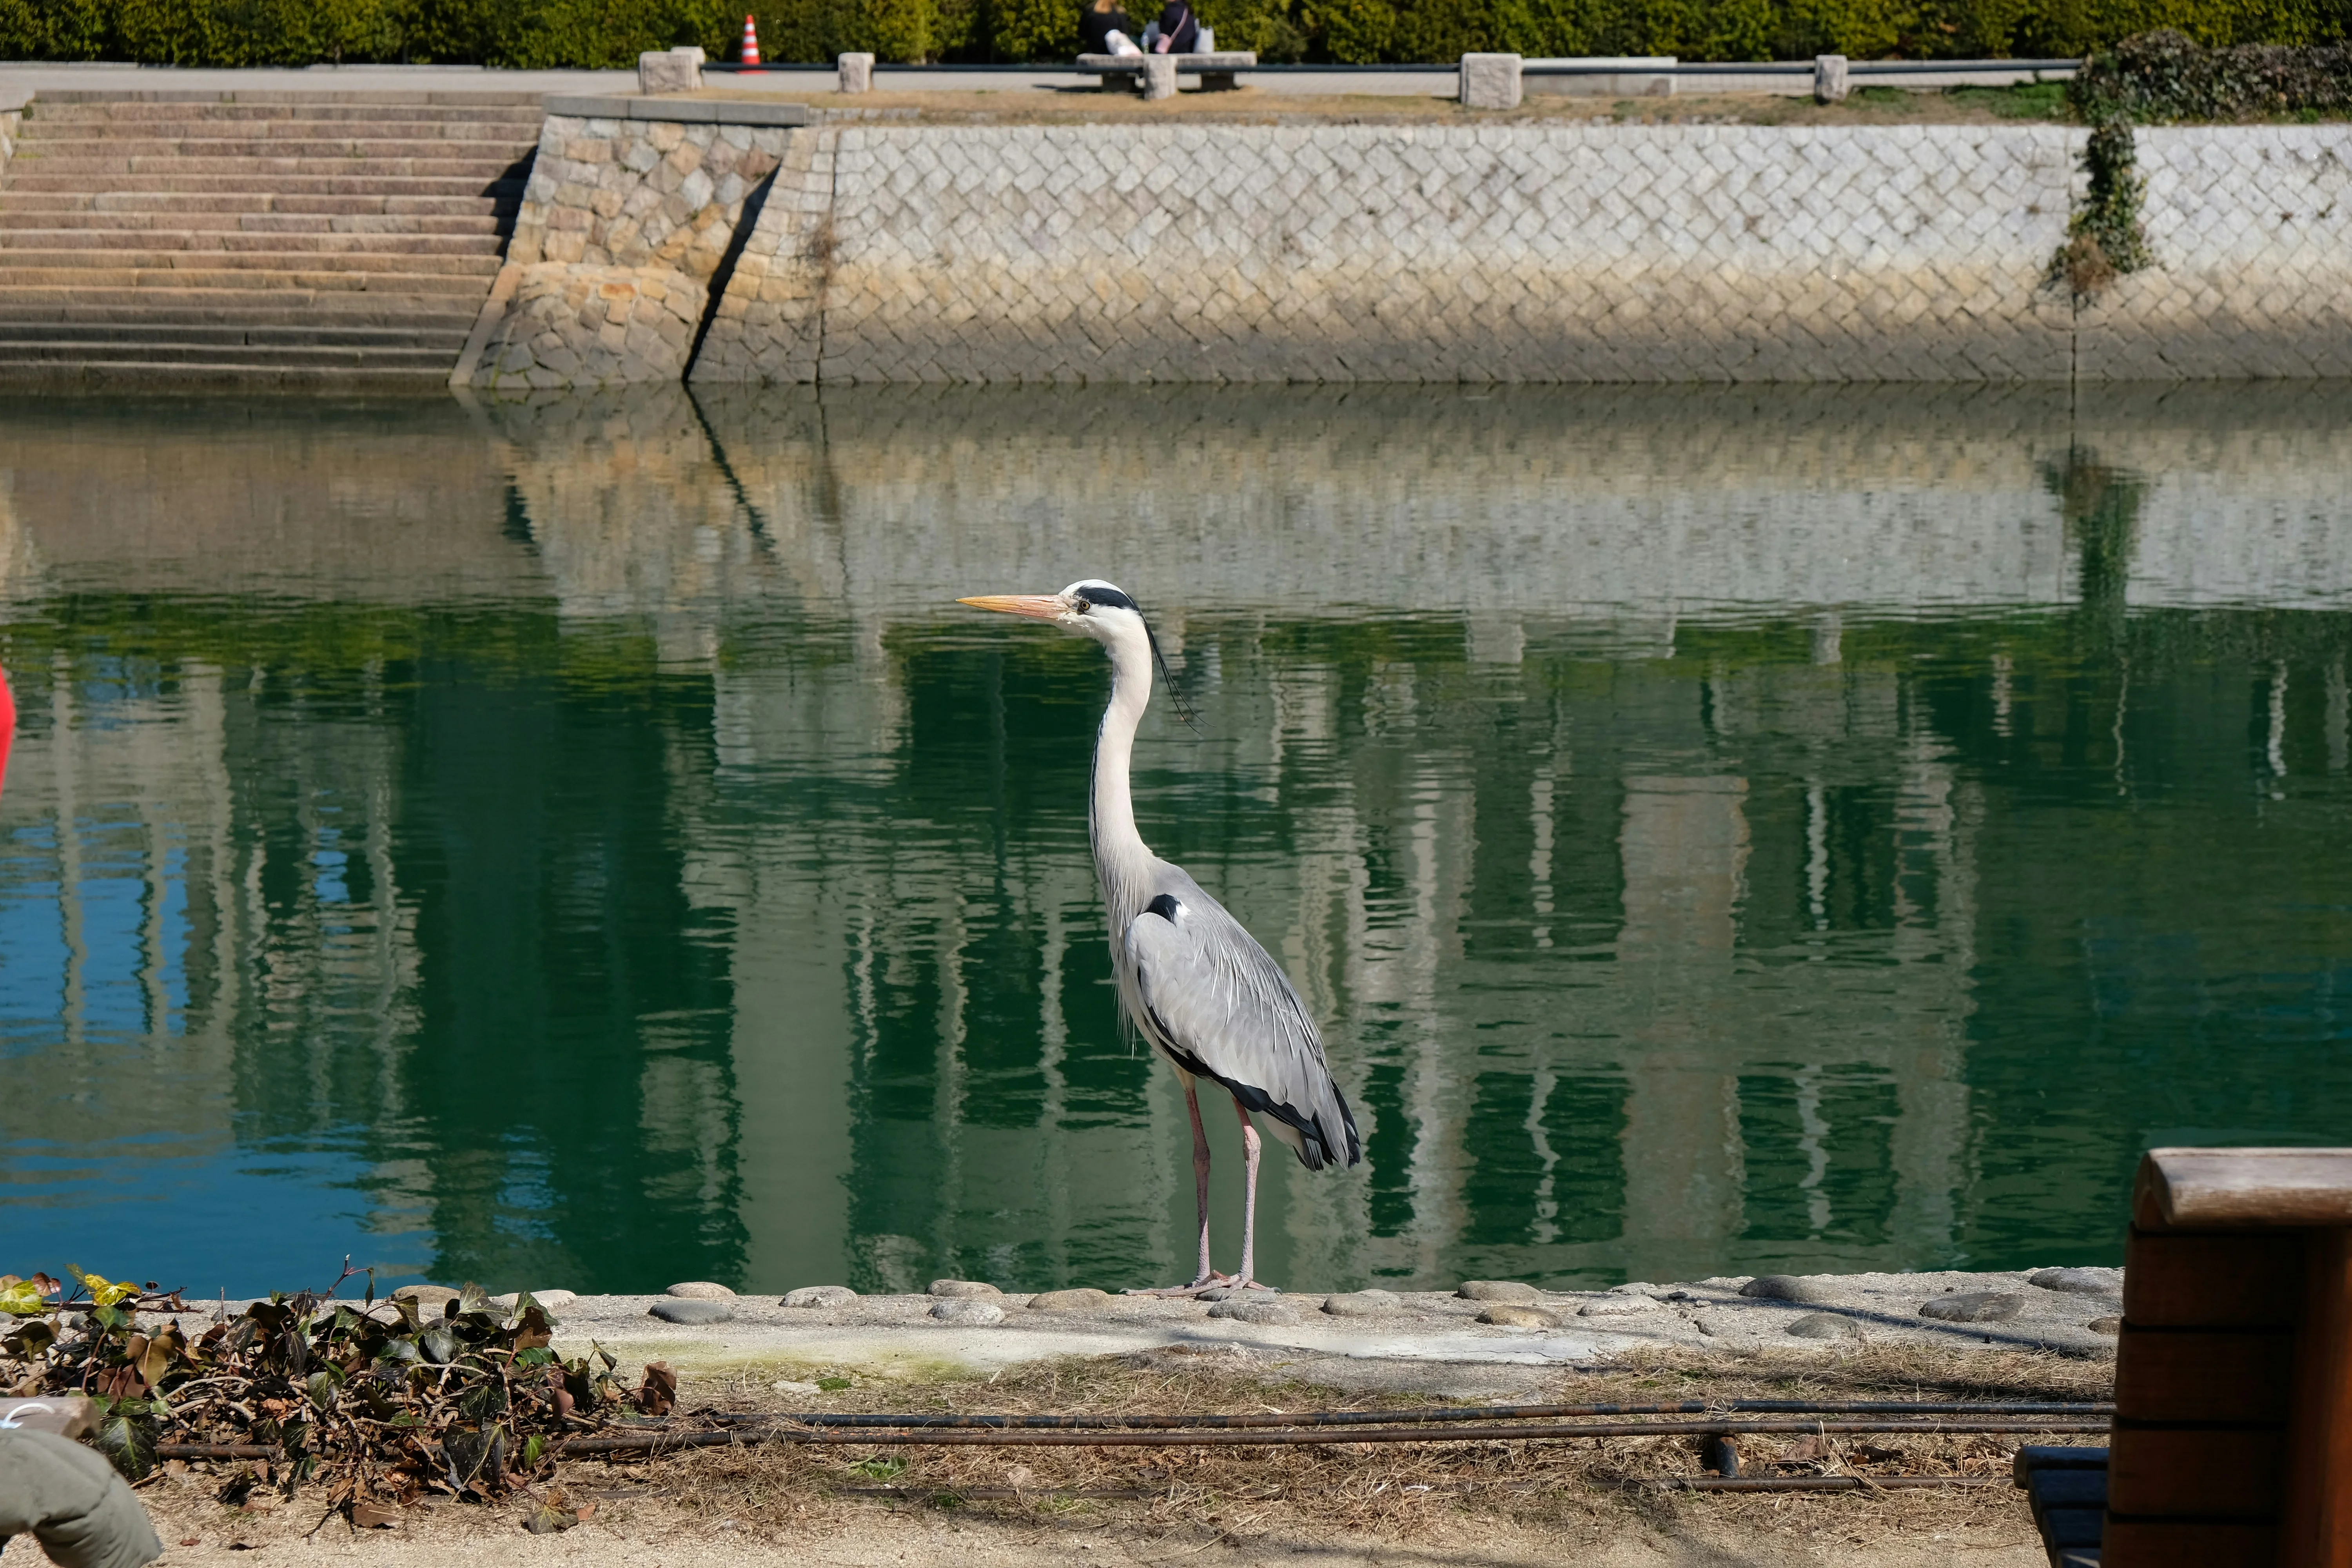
2070, 25, 2352, 117
1, 0, 2347, 67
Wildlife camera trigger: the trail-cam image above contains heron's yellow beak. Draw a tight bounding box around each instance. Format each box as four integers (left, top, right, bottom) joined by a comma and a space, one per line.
958, 594, 1067, 621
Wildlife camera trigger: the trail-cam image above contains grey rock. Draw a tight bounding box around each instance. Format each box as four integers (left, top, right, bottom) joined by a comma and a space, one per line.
1579, 1294, 1660, 1317
2028, 1268, 2120, 1296
1208, 1299, 1298, 1325
1456, 1280, 1539, 1304
666, 1281, 735, 1299
1321, 1290, 1400, 1318
1028, 1288, 1112, 1311
1784, 1312, 1862, 1341
783, 1286, 857, 1309
1918, 1291, 2025, 1323
929, 1279, 1003, 1299
1739, 1274, 1828, 1303
1459, 52, 1523, 111
929, 1298, 1005, 1325
1196, 1287, 1280, 1302
637, 49, 702, 94
1813, 53, 1849, 105
1477, 1304, 1561, 1328
495, 1289, 576, 1313
650, 1298, 733, 1325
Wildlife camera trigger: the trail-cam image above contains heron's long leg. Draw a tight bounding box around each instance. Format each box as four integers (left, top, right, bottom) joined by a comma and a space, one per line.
1185, 1078, 1215, 1286
1127, 1076, 1230, 1296
1230, 1098, 1271, 1289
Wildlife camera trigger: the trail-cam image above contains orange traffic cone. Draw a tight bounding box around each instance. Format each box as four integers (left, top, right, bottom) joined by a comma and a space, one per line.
739, 13, 761, 65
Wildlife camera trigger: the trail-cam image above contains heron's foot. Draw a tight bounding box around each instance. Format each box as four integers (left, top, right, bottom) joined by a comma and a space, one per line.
1229, 1277, 1279, 1292
1123, 1273, 1238, 1298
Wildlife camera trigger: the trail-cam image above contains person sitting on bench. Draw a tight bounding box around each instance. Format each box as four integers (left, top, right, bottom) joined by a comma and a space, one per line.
1141, 0, 1199, 53
1078, 0, 1142, 54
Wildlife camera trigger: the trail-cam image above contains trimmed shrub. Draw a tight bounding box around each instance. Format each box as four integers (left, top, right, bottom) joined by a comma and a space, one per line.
2, 0, 2348, 67
2069, 26, 2352, 118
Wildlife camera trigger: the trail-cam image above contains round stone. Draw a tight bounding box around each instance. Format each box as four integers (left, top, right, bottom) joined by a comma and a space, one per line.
650, 1298, 733, 1325
666, 1281, 736, 1300
2087, 1316, 2123, 1336
1739, 1275, 1827, 1303
1321, 1290, 1400, 1318
783, 1286, 858, 1309
392, 1285, 460, 1309
929, 1279, 1003, 1299
929, 1298, 1005, 1325
1456, 1280, 1539, 1304
1477, 1304, 1560, 1328
1207, 1299, 1297, 1325
1918, 1291, 2025, 1323
2028, 1268, 2120, 1296
495, 1289, 577, 1313
1784, 1312, 1862, 1341
1027, 1288, 1112, 1312
1578, 1294, 1660, 1317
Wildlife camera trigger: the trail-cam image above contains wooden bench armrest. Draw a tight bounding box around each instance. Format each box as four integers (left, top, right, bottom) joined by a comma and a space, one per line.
2140, 1146, 2352, 1229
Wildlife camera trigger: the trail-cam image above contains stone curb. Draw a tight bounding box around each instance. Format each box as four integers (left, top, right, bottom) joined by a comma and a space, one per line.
544, 94, 809, 127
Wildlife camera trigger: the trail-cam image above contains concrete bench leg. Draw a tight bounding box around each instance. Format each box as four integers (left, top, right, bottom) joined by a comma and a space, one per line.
1142, 56, 1178, 99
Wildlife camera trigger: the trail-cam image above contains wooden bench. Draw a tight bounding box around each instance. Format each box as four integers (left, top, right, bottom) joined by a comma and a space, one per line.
1076, 52, 1258, 91
2016, 1147, 2352, 1567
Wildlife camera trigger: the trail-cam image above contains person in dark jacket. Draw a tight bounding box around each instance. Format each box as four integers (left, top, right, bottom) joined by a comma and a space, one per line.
1078, 0, 1140, 53
1142, 0, 1199, 51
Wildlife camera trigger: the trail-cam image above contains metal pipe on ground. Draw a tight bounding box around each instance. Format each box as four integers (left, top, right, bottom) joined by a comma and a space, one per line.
556, 1417, 2106, 1455
699, 1399, 2111, 1430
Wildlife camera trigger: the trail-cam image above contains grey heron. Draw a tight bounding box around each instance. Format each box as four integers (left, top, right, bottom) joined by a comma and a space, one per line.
960, 580, 1361, 1294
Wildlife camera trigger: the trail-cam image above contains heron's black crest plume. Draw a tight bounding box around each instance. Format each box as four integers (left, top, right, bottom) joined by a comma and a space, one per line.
1077, 584, 1198, 731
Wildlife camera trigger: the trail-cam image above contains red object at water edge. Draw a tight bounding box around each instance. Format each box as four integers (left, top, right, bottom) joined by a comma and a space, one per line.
739, 13, 760, 64
0, 663, 14, 798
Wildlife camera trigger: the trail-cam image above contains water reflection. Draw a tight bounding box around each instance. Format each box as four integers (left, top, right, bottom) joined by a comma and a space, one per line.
1, 385, 2348, 1296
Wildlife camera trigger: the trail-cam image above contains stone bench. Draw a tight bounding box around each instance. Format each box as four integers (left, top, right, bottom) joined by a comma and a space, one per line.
1076, 52, 1258, 94
2016, 1147, 2352, 1567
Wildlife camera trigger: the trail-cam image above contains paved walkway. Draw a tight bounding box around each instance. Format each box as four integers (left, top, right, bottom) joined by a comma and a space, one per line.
2, 59, 2072, 104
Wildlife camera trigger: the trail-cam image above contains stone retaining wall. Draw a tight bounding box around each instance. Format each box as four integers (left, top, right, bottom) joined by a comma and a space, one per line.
473, 116, 2352, 385
471, 110, 796, 390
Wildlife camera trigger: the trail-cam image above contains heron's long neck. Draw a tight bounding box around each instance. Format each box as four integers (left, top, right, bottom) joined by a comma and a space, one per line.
1091, 632, 1154, 891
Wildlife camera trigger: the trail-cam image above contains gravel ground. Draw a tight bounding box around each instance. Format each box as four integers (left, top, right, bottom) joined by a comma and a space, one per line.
290, 1269, 2120, 1392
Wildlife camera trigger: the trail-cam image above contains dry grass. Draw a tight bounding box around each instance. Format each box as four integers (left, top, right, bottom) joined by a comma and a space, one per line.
534, 1343, 2109, 1547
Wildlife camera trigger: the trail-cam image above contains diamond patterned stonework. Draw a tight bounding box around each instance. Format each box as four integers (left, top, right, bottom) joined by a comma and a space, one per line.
524, 119, 2352, 385
2077, 126, 2352, 380
693, 122, 2083, 383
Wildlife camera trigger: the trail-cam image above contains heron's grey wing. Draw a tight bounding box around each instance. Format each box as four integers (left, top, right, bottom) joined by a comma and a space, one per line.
1122, 872, 1360, 1171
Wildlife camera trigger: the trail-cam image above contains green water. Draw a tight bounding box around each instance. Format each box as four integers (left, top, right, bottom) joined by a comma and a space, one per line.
2, 385, 2348, 1299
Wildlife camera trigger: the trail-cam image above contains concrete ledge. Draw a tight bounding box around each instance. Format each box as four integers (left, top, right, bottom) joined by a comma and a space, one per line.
544, 93, 809, 126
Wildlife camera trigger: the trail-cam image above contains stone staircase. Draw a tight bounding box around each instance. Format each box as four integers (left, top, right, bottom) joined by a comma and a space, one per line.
0, 92, 543, 384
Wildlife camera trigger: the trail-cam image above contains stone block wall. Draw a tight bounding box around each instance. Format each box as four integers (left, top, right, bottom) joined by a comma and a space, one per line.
472, 111, 795, 391
2077, 126, 2352, 379
689, 129, 837, 385
478, 116, 2352, 387
697, 123, 2083, 384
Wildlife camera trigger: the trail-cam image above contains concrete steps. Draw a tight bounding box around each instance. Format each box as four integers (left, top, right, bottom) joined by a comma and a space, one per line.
0, 91, 542, 382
